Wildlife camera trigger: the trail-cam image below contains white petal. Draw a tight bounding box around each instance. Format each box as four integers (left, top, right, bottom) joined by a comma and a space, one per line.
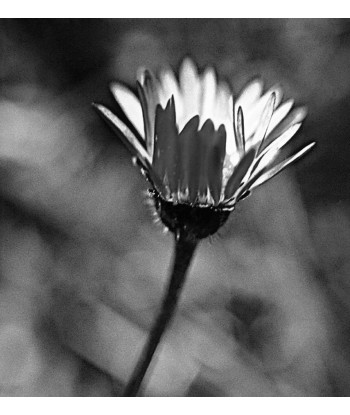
156, 83, 171, 110
234, 106, 245, 154
266, 99, 294, 136
253, 146, 280, 175
93, 104, 151, 166
213, 81, 231, 128
139, 70, 162, 157
243, 85, 283, 145
136, 66, 147, 84
224, 148, 256, 200
234, 80, 262, 142
250, 142, 316, 190
235, 79, 264, 109
178, 58, 201, 129
266, 106, 307, 143
259, 123, 302, 161
110, 82, 144, 139
227, 94, 234, 124
136, 82, 153, 154
225, 95, 238, 158
212, 81, 236, 156
269, 85, 283, 107
249, 123, 302, 177
199, 67, 217, 128
159, 68, 183, 121
253, 92, 276, 148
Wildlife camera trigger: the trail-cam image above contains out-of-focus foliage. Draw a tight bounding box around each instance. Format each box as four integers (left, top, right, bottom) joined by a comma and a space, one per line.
0, 18, 349, 396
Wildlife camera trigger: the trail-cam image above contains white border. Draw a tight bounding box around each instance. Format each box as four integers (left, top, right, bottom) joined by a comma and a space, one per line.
1, 1, 348, 18
2, 397, 349, 414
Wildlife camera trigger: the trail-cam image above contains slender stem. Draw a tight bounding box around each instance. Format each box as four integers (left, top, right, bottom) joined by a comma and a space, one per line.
123, 231, 199, 397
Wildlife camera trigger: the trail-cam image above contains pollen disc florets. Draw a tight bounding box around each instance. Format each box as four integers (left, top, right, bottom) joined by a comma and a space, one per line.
94, 57, 315, 238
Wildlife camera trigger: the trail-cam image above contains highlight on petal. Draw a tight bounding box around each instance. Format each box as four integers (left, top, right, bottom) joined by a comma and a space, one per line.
159, 68, 184, 131
110, 82, 145, 139
266, 99, 294, 136
136, 81, 153, 153
178, 58, 201, 129
249, 142, 316, 191
260, 85, 283, 109
234, 106, 245, 154
253, 92, 276, 150
199, 67, 217, 128
266, 106, 308, 144
159, 69, 181, 107
213, 81, 231, 128
136, 66, 147, 84
257, 123, 302, 162
93, 103, 151, 166
138, 70, 163, 157
142, 69, 162, 111
235, 78, 264, 111
224, 148, 256, 200
212, 81, 235, 156
252, 145, 281, 177
239, 84, 281, 144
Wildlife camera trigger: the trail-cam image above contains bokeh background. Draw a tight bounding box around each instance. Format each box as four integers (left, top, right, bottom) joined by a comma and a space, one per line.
0, 18, 349, 396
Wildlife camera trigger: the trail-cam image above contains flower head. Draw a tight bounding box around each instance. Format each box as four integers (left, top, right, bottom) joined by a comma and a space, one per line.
94, 58, 315, 239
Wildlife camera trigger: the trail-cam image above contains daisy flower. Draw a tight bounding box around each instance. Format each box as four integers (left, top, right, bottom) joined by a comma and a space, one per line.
94, 58, 316, 396
94, 58, 314, 239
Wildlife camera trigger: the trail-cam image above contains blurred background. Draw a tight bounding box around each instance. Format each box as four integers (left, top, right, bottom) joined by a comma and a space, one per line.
0, 18, 349, 396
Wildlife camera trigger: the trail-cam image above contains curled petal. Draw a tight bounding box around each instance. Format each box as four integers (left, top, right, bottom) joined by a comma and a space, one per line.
234, 106, 245, 154
249, 142, 316, 191
110, 82, 144, 139
137, 81, 153, 153
242, 85, 281, 143
266, 99, 294, 136
254, 92, 276, 150
266, 106, 307, 144
93, 103, 151, 167
257, 123, 302, 163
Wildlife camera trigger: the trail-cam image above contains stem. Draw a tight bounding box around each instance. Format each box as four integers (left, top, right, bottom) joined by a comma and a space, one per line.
123, 231, 199, 397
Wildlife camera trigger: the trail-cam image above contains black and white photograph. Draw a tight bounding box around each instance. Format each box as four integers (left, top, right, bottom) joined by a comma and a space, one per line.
0, 14, 349, 401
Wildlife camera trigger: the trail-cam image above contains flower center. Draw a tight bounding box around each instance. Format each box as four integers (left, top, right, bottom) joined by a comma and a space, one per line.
150, 189, 233, 239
